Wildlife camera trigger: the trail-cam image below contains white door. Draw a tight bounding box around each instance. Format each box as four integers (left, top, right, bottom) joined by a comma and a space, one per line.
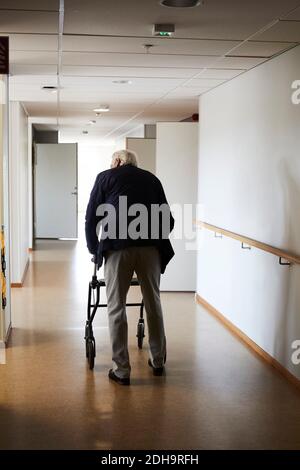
35, 143, 78, 239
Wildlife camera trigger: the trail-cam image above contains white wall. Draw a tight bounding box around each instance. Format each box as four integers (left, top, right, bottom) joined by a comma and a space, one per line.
9, 101, 29, 284
197, 45, 300, 380
126, 137, 156, 173
115, 125, 144, 149
156, 122, 198, 291
0, 75, 11, 343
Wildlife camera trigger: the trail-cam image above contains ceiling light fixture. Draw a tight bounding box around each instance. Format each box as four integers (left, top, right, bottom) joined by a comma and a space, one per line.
160, 0, 203, 7
93, 105, 110, 113
82, 130, 89, 134
112, 79, 132, 84
89, 120, 96, 125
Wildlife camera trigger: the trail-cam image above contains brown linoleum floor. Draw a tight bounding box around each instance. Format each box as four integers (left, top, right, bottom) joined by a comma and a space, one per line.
1, 239, 300, 449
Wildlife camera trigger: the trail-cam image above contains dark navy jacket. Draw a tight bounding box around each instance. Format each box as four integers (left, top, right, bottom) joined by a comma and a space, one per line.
85, 164, 175, 273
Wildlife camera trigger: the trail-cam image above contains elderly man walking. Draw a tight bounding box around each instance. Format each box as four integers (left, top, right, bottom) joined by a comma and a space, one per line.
85, 150, 174, 385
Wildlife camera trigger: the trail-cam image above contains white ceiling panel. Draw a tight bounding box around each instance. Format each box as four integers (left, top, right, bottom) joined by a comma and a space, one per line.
62, 65, 204, 79
183, 78, 226, 88
7, 33, 58, 51
281, 6, 300, 20
10, 88, 58, 102
62, 52, 217, 68
34, 124, 58, 131
252, 20, 300, 42
63, 35, 241, 56
198, 68, 245, 79
64, 0, 300, 40
9, 74, 58, 85
0, 11, 58, 34
148, 99, 197, 109
0, 1, 59, 9
10, 64, 58, 75
59, 130, 117, 143
46, 101, 154, 113
59, 90, 163, 104
24, 102, 58, 116
142, 111, 195, 121
230, 40, 297, 57
212, 56, 267, 69
59, 92, 163, 104
60, 76, 186, 92
58, 114, 138, 126
10, 51, 58, 65
142, 107, 198, 119
165, 87, 211, 98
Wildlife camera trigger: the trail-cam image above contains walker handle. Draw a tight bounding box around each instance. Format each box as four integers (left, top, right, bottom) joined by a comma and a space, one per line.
91, 256, 98, 274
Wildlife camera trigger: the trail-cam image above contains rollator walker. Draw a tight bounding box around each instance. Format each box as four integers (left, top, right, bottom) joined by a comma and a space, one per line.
84, 261, 145, 370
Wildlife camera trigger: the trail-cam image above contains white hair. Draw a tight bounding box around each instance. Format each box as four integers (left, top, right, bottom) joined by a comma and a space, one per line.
112, 149, 138, 167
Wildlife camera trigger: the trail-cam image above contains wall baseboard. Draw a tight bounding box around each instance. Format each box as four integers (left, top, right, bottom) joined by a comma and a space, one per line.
195, 293, 300, 391
11, 259, 29, 288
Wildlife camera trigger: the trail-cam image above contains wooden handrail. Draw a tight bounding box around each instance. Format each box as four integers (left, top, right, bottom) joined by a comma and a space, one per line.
196, 221, 300, 265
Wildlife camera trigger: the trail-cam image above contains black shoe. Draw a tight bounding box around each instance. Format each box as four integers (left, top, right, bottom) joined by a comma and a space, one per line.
148, 359, 165, 376
108, 369, 130, 386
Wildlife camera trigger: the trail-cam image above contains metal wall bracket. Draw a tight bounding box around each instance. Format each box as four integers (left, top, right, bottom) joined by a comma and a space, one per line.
214, 232, 223, 238
279, 257, 291, 266
241, 242, 251, 250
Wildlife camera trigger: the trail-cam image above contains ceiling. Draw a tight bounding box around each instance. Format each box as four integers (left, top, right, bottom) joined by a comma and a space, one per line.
1, 0, 300, 143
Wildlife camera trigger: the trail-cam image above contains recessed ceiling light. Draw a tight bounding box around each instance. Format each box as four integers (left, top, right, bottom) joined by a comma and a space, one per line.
93, 105, 110, 113
82, 130, 89, 134
89, 120, 96, 125
159, 0, 203, 7
112, 80, 132, 84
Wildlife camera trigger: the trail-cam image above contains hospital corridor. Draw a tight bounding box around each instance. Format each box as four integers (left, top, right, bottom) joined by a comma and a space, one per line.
1, 0, 300, 459
1, 238, 300, 450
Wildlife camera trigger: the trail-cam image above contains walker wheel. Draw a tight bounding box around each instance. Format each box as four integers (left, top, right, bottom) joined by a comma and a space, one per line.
137, 321, 145, 349
87, 338, 96, 370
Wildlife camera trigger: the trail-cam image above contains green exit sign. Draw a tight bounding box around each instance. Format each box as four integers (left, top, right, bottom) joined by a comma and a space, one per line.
153, 24, 175, 37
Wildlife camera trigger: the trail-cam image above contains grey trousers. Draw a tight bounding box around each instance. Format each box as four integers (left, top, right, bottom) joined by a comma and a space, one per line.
104, 246, 166, 379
